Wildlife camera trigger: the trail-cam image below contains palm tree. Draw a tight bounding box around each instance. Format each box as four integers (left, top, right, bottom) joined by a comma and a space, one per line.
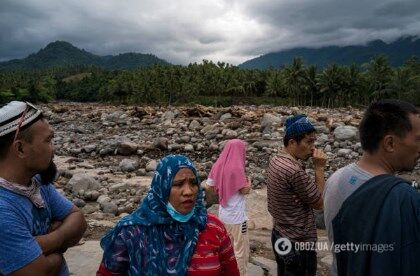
363, 56, 393, 102
304, 65, 318, 106
283, 57, 306, 105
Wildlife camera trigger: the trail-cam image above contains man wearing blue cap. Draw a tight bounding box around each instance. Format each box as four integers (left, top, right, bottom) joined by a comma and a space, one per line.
266, 114, 327, 276
0, 101, 87, 276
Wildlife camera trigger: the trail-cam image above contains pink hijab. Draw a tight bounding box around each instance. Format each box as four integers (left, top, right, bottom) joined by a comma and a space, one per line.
208, 139, 247, 207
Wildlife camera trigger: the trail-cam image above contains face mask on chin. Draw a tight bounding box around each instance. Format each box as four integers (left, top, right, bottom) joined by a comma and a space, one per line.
166, 202, 195, 223
39, 161, 58, 185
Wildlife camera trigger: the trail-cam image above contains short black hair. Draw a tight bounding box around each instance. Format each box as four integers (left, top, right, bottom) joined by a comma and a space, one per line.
284, 130, 315, 146
359, 99, 419, 153
0, 115, 44, 160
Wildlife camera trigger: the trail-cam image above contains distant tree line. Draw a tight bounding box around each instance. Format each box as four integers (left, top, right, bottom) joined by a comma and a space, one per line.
1, 56, 419, 107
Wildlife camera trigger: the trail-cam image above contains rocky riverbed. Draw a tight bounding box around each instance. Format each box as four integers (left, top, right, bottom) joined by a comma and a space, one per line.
43, 102, 418, 275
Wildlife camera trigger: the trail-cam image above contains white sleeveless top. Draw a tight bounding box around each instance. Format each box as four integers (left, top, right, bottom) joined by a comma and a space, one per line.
207, 178, 247, 224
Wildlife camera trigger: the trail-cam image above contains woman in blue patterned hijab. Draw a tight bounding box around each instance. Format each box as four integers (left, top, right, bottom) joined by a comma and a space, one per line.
99, 154, 207, 275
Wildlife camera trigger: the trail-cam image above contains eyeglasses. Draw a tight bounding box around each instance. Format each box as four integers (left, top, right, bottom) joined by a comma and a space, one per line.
13, 104, 29, 144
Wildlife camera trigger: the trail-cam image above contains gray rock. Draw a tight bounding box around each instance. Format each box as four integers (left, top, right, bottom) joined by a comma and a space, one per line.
153, 137, 169, 150
252, 140, 282, 150
59, 169, 73, 179
162, 111, 175, 120
337, 148, 352, 157
169, 143, 183, 150
324, 145, 332, 152
101, 202, 119, 215
99, 147, 114, 156
110, 183, 129, 192
334, 126, 358, 141
97, 195, 111, 204
219, 113, 232, 121
68, 174, 100, 195
69, 148, 82, 155
261, 113, 282, 130
179, 135, 191, 143
209, 143, 219, 151
201, 124, 220, 137
317, 133, 329, 144
184, 144, 194, 151
351, 151, 360, 158
166, 128, 176, 135
189, 120, 201, 130
248, 263, 265, 276
224, 129, 238, 138
117, 141, 138, 155
119, 159, 139, 172
84, 190, 100, 201
196, 143, 205, 151
64, 241, 103, 276
104, 111, 125, 123
250, 256, 277, 276
73, 198, 86, 208
146, 160, 158, 172
135, 169, 147, 176
83, 144, 97, 153
82, 204, 99, 214
316, 125, 330, 135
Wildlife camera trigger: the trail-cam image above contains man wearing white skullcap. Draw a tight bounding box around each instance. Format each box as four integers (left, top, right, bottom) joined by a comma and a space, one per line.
0, 101, 87, 276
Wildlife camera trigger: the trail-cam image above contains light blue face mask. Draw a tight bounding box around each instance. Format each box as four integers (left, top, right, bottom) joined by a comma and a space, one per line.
166, 202, 195, 222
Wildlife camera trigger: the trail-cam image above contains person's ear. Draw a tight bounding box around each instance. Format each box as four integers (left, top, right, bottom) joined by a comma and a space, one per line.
12, 140, 26, 158
289, 139, 297, 147
382, 134, 396, 153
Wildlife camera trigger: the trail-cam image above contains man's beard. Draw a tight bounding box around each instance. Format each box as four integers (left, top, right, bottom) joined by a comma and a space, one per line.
39, 161, 58, 185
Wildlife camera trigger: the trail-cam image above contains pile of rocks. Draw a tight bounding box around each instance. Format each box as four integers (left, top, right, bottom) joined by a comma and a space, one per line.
44, 103, 418, 225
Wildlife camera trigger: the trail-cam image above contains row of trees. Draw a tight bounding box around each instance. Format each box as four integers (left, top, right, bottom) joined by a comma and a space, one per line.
1, 56, 419, 107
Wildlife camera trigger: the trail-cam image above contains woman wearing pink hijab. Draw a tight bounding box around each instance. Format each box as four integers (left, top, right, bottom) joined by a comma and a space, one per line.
206, 139, 251, 276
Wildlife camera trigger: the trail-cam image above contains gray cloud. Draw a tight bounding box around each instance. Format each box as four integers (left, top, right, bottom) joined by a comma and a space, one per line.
1, 0, 419, 64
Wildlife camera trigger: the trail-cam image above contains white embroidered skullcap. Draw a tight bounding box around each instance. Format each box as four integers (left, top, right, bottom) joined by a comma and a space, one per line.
0, 101, 43, 137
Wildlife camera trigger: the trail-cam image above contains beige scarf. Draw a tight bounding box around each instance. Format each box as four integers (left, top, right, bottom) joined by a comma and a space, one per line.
0, 177, 45, 208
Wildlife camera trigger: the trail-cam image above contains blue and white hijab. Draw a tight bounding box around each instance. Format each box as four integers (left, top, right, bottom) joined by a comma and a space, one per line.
100, 154, 207, 275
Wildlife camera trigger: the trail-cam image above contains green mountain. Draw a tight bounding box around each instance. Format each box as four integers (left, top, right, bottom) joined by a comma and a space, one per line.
239, 36, 420, 69
0, 41, 169, 70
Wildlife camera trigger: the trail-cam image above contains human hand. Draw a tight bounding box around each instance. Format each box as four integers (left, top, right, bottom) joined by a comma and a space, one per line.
246, 177, 252, 188
312, 149, 327, 168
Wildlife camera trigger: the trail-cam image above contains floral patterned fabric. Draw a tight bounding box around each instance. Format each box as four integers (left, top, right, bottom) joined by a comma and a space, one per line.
99, 155, 207, 275
97, 213, 240, 276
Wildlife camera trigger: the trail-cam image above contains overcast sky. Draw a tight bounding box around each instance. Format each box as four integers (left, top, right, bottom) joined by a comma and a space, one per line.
1, 0, 419, 65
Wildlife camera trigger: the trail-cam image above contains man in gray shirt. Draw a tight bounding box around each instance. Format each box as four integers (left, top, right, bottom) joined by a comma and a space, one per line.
324, 163, 373, 275
324, 99, 420, 275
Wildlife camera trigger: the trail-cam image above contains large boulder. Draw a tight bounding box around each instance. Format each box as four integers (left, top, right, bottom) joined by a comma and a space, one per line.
119, 159, 139, 172
68, 174, 100, 195
117, 141, 138, 155
333, 126, 358, 141
261, 113, 282, 130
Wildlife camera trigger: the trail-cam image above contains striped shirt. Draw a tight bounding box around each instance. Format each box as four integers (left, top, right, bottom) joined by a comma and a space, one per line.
266, 150, 321, 242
